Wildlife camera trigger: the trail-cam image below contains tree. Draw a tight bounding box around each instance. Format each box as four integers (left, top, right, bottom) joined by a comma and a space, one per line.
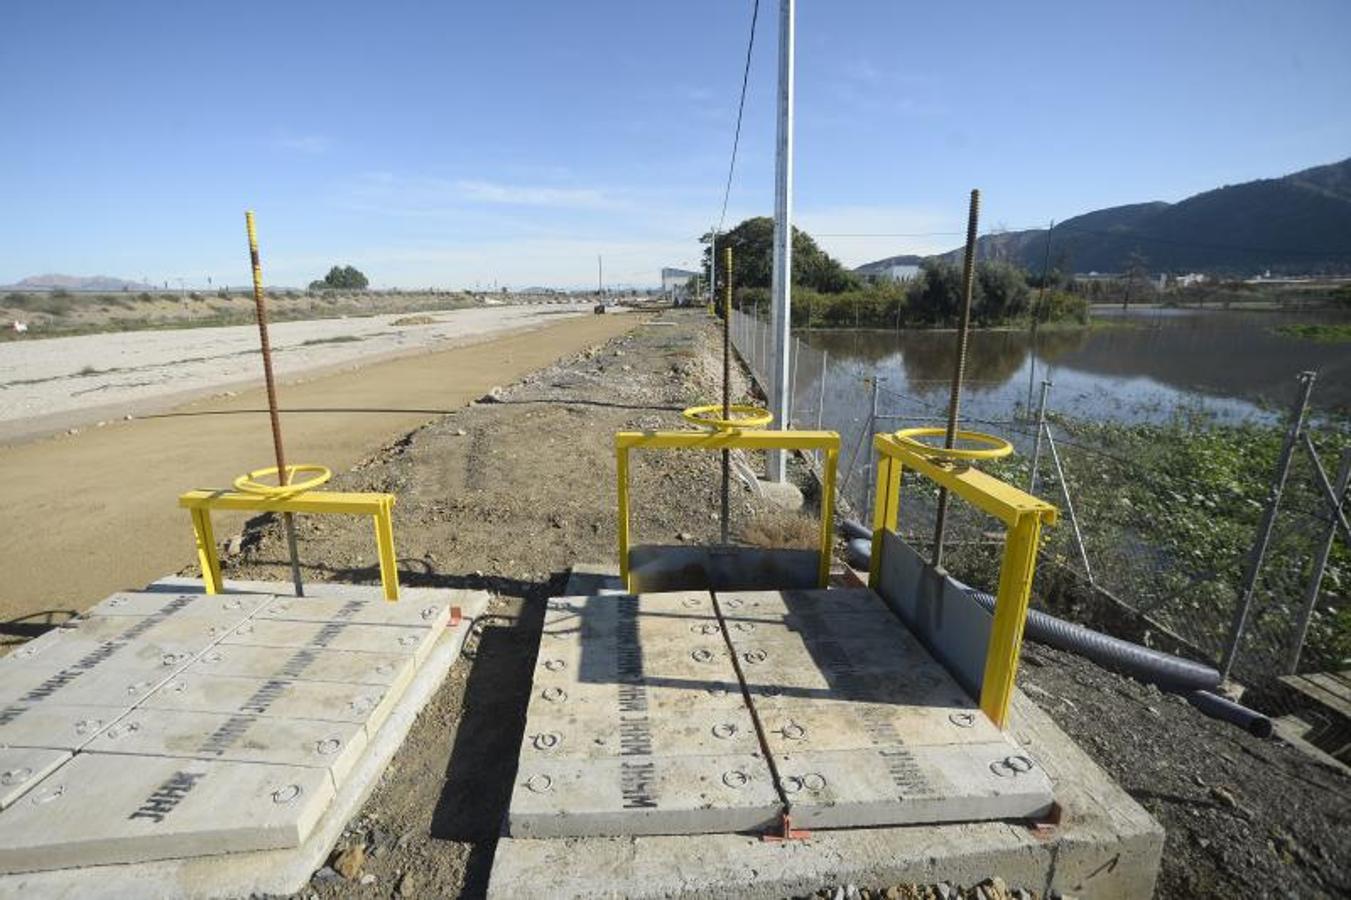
309, 265, 369, 291
699, 217, 859, 295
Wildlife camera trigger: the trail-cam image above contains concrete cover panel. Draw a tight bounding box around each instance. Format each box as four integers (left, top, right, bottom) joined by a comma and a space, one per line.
0, 748, 70, 810
0, 645, 193, 707
0, 703, 131, 751
8, 616, 239, 668
85, 591, 270, 619
754, 696, 1004, 754
511, 592, 780, 837
0, 754, 333, 873
82, 708, 368, 788
507, 753, 781, 838
220, 619, 437, 665
185, 643, 415, 689
775, 745, 1054, 827
140, 674, 392, 730
254, 595, 450, 629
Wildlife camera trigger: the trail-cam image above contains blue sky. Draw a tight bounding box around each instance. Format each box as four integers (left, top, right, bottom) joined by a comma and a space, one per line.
3, 0, 1349, 289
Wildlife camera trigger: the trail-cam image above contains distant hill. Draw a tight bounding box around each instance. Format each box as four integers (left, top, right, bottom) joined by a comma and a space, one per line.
859, 157, 1351, 276
1, 274, 154, 292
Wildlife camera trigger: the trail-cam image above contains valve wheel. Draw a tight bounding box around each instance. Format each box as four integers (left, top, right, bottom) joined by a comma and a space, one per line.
232, 464, 332, 496
892, 427, 1013, 461
682, 404, 773, 431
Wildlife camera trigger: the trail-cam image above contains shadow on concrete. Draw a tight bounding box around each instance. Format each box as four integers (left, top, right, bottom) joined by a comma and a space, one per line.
0, 609, 78, 648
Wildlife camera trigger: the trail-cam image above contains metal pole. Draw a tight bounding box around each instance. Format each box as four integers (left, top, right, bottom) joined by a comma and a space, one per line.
1220, 370, 1317, 679
721, 246, 733, 545
1044, 422, 1093, 585
244, 211, 304, 597
709, 230, 718, 313
1028, 380, 1052, 494
816, 348, 828, 468
790, 336, 802, 427
767, 0, 795, 482
931, 189, 981, 569
1028, 220, 1054, 417
1287, 447, 1351, 674
1304, 432, 1351, 540
865, 376, 880, 521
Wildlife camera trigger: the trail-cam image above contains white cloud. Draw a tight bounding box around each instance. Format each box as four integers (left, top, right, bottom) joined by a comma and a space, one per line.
454, 180, 615, 209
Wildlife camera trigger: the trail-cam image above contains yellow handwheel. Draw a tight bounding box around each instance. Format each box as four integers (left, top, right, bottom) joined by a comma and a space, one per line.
233, 464, 333, 496
893, 427, 1013, 461
682, 404, 773, 431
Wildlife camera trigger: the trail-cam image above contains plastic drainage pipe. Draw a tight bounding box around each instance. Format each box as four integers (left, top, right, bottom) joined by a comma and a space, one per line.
844, 535, 1273, 735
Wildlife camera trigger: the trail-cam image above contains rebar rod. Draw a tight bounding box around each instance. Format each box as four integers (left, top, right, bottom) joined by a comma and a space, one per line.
245, 211, 304, 597
931, 189, 980, 569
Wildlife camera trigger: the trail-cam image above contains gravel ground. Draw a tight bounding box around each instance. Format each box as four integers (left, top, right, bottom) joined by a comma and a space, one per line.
216, 309, 1350, 899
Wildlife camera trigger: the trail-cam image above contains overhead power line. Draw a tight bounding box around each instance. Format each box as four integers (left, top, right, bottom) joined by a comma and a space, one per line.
716, 0, 760, 234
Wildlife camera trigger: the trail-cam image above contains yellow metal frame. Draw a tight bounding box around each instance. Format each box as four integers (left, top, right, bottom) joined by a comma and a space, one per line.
867, 433, 1057, 728
615, 429, 840, 590
179, 489, 401, 601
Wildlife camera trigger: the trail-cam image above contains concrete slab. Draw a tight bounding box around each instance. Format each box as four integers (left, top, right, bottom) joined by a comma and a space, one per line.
0, 642, 196, 707
719, 587, 1053, 827
0, 583, 491, 898
254, 594, 451, 629
139, 674, 395, 732
82, 708, 369, 788
185, 643, 415, 689
5, 617, 238, 670
84, 591, 271, 620
509, 592, 781, 838
775, 744, 1053, 828
0, 754, 334, 873
627, 545, 821, 593
508, 754, 781, 838
0, 703, 131, 751
0, 749, 70, 810
487, 692, 1163, 900
219, 619, 439, 665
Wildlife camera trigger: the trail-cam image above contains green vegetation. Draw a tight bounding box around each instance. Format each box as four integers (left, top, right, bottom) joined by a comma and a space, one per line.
708, 217, 1087, 329
1276, 322, 1351, 343
941, 415, 1351, 673
309, 265, 369, 291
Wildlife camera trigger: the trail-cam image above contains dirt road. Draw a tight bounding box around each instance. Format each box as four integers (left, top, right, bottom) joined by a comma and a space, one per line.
0, 312, 639, 632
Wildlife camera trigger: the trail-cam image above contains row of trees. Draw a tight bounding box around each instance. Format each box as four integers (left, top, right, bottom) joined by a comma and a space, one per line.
706, 217, 1086, 328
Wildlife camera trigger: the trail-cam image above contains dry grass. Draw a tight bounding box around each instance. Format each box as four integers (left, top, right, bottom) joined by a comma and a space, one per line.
737, 508, 820, 549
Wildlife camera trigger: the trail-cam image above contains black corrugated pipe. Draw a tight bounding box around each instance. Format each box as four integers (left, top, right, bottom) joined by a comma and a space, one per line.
961, 587, 1221, 692
845, 537, 1272, 735
841, 518, 872, 542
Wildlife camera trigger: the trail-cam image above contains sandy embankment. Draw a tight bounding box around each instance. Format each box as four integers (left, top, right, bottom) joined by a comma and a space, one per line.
0, 303, 596, 444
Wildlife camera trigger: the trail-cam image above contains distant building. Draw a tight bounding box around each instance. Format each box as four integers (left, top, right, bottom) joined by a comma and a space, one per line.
877, 263, 920, 282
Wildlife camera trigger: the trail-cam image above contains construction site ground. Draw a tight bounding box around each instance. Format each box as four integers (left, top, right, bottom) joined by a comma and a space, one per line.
106, 310, 1351, 896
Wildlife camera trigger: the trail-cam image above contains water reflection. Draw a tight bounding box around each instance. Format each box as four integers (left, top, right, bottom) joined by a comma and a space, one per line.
805, 308, 1351, 428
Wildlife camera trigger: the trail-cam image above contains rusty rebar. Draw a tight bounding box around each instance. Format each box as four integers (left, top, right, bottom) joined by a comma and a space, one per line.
931, 188, 980, 569
245, 211, 304, 596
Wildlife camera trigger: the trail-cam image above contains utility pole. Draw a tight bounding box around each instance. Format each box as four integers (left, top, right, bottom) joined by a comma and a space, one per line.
709, 230, 718, 314
767, 0, 795, 482
597, 254, 603, 300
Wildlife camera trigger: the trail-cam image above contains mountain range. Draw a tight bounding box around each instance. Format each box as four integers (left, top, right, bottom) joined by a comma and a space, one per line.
1, 274, 154, 292
858, 157, 1351, 276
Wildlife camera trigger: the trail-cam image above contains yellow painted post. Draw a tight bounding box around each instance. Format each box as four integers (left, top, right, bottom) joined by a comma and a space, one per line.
190, 509, 224, 594
616, 444, 631, 590
817, 446, 839, 587
979, 511, 1044, 728
868, 454, 901, 588
373, 502, 400, 601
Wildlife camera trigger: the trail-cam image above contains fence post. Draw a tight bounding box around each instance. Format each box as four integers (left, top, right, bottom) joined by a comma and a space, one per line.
790, 336, 801, 427
1029, 380, 1051, 494
1287, 447, 1351, 674
1220, 370, 1317, 680
866, 377, 881, 521
816, 348, 828, 468
1043, 422, 1094, 586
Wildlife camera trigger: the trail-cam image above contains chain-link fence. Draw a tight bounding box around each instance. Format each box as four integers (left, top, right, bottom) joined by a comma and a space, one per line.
728, 309, 1350, 689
